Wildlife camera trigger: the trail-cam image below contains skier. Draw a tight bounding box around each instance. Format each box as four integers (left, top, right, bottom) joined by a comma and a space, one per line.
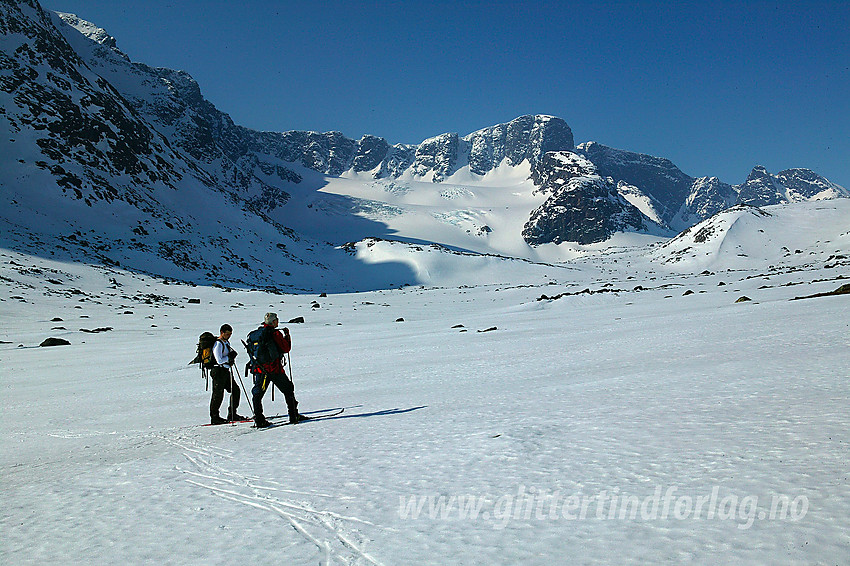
209, 324, 246, 424
251, 313, 305, 427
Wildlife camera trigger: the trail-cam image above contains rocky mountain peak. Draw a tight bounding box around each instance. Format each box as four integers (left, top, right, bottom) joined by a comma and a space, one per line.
774, 168, 847, 200
523, 150, 648, 245
399, 114, 574, 182
55, 12, 117, 48
737, 166, 790, 207
737, 165, 848, 206
746, 165, 770, 180
463, 114, 574, 176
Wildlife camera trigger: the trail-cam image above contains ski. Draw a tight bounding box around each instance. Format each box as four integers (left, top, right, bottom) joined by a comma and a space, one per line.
202, 408, 345, 427
201, 414, 282, 427
253, 407, 345, 429
202, 417, 252, 427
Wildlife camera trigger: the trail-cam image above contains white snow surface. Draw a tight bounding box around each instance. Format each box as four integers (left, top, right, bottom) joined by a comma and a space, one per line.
2, 200, 849, 565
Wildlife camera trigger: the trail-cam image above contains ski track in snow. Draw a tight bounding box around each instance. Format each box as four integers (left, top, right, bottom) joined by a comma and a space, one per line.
162, 433, 384, 565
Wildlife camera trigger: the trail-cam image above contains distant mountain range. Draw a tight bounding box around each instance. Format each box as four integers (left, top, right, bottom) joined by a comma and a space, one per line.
1, 0, 847, 287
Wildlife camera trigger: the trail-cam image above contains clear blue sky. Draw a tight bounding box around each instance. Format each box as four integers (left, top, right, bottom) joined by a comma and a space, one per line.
42, 0, 849, 187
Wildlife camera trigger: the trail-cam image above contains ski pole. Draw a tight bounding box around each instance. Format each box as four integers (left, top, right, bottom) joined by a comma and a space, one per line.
241, 338, 264, 410
229, 364, 235, 420
287, 351, 293, 384
233, 364, 254, 416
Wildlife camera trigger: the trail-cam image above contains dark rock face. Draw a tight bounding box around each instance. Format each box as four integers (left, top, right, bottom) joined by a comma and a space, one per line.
688, 177, 737, 216
523, 152, 647, 245
466, 115, 574, 176
410, 132, 460, 182
736, 166, 786, 207
400, 115, 575, 182
377, 144, 417, 178
523, 176, 647, 245
4, 2, 305, 223
300, 131, 357, 176
51, 10, 309, 199
352, 135, 390, 172
1, 2, 319, 287
530, 151, 597, 193
577, 142, 694, 225
0, 2, 183, 210
568, 142, 847, 234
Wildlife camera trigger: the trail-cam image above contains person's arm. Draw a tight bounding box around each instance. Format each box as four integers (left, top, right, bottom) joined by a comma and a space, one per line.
273, 329, 291, 355
213, 340, 229, 366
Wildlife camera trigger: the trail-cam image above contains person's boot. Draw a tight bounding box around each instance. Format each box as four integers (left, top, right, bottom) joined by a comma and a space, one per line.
254, 416, 271, 428
227, 409, 247, 421
287, 399, 301, 424
210, 415, 227, 425
289, 413, 309, 424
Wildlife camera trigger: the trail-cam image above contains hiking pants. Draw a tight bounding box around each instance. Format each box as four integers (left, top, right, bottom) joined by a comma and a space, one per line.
210, 366, 241, 418
252, 371, 298, 421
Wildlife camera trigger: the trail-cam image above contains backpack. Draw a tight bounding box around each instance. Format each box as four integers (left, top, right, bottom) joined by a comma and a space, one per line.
196, 332, 218, 370
245, 326, 279, 372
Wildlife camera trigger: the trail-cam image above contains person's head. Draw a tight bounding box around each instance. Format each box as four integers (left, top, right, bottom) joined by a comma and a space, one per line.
264, 313, 279, 327
219, 324, 232, 339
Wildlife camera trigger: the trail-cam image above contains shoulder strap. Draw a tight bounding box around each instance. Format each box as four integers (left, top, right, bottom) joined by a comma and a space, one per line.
262, 326, 280, 355
213, 338, 230, 363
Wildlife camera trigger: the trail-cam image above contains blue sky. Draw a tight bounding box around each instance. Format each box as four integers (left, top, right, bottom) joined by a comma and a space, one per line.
42, 0, 849, 186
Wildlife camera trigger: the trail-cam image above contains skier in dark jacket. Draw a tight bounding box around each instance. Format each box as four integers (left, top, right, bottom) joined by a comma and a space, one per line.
251, 313, 305, 427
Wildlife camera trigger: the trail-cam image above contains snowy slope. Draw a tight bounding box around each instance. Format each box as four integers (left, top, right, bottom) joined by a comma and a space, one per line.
2, 199, 849, 565
303, 166, 548, 257
650, 200, 850, 272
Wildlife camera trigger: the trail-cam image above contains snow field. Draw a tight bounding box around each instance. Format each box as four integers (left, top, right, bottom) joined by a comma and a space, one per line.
2, 239, 849, 564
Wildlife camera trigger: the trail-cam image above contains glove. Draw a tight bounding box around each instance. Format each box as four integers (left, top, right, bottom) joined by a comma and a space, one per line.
228, 350, 238, 362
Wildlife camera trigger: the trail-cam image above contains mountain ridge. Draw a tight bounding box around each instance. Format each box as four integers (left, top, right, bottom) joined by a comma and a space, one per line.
1, 0, 847, 291
47, 8, 850, 220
